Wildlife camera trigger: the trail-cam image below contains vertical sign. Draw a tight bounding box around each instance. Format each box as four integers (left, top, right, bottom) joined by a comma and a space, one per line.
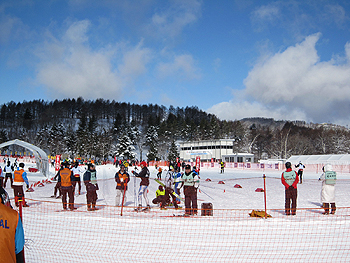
55, 155, 61, 172
196, 156, 201, 171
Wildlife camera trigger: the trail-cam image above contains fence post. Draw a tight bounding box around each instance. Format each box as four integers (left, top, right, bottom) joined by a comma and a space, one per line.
18, 193, 26, 263
263, 174, 267, 219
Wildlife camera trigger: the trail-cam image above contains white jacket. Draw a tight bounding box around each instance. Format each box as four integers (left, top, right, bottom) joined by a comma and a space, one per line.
319, 164, 335, 203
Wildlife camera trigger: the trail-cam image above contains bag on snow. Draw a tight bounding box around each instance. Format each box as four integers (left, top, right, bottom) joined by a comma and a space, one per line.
249, 210, 271, 218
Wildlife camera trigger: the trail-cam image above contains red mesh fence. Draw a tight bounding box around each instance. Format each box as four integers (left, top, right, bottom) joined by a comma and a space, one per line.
16, 187, 350, 262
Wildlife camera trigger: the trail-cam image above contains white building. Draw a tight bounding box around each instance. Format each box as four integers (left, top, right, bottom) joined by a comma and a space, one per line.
179, 139, 253, 162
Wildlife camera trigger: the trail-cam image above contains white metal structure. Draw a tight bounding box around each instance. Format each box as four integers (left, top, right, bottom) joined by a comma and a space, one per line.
0, 139, 49, 177
288, 154, 350, 165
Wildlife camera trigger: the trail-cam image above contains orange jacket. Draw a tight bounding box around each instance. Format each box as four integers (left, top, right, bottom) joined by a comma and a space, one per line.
0, 203, 19, 263
14, 169, 24, 183
58, 168, 74, 187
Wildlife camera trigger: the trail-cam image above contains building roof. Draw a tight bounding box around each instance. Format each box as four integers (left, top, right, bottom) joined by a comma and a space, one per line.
287, 154, 350, 165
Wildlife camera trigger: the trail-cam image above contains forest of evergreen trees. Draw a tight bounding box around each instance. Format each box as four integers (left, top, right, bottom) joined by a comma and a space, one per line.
0, 98, 350, 162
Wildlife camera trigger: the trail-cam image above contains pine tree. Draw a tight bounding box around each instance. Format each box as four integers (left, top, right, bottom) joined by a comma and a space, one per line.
115, 134, 136, 160
167, 140, 179, 163
146, 126, 159, 161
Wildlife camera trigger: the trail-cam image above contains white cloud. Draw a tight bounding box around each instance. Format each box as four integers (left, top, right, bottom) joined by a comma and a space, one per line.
209, 33, 350, 125
36, 20, 152, 100
157, 54, 201, 80
146, 0, 201, 40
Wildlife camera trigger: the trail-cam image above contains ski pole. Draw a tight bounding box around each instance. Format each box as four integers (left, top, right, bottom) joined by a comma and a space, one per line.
198, 188, 214, 200
121, 181, 127, 216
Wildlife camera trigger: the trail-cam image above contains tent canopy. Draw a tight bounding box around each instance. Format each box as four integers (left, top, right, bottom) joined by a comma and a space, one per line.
288, 154, 350, 165
0, 139, 49, 177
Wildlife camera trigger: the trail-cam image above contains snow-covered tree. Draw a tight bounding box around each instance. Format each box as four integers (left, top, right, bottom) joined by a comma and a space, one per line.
167, 140, 179, 163
115, 134, 136, 160
146, 126, 159, 161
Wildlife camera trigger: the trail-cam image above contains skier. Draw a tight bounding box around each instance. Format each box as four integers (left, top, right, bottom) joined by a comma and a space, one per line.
0, 186, 25, 263
220, 161, 225, 174
157, 166, 163, 180
71, 161, 83, 195
152, 185, 167, 208
173, 170, 182, 203
180, 164, 200, 215
281, 162, 299, 215
115, 164, 130, 206
12, 163, 29, 207
319, 164, 336, 215
83, 163, 99, 211
3, 161, 14, 188
58, 161, 75, 210
164, 166, 178, 208
295, 161, 305, 184
132, 161, 150, 211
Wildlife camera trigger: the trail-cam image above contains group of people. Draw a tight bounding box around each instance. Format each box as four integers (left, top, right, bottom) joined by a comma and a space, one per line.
114, 161, 200, 215
281, 161, 336, 215
0, 160, 30, 208
53, 161, 98, 211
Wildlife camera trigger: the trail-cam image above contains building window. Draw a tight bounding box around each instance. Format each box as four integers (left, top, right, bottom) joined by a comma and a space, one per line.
237, 157, 243, 162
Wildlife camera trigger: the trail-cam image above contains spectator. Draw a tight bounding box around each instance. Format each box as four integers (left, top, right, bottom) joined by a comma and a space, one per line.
181, 164, 200, 216
0, 186, 25, 263
115, 165, 130, 206
12, 163, 29, 207
83, 163, 99, 211
319, 164, 336, 215
281, 162, 299, 215
58, 161, 75, 210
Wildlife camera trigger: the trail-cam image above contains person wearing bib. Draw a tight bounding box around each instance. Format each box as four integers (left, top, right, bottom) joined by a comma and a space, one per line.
319, 164, 336, 215
281, 162, 299, 215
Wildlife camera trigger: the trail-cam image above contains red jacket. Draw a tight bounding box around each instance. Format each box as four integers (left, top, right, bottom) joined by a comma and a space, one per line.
281, 168, 299, 189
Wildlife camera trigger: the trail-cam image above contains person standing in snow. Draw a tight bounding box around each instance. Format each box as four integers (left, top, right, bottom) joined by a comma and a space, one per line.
173, 170, 182, 203
157, 166, 163, 180
181, 164, 200, 215
12, 163, 29, 207
281, 162, 299, 215
220, 161, 225, 174
58, 161, 75, 210
0, 186, 25, 263
132, 161, 150, 211
71, 161, 84, 195
4, 161, 14, 188
115, 164, 130, 206
83, 163, 99, 211
295, 161, 305, 184
164, 166, 178, 208
319, 164, 336, 215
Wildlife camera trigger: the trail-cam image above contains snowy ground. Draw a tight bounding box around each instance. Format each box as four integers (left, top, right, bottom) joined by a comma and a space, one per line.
3, 163, 350, 262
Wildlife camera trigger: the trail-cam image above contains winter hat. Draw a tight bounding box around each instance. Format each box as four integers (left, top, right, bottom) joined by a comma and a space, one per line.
19, 163, 25, 168
324, 163, 333, 172
185, 164, 191, 170
158, 185, 163, 191
140, 161, 147, 167
285, 162, 291, 169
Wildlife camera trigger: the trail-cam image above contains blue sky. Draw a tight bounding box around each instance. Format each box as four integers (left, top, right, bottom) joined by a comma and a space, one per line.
2, 0, 350, 125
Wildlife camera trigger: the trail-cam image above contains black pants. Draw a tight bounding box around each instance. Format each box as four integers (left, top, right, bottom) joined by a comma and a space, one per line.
4, 173, 13, 188
285, 187, 297, 215
72, 177, 81, 193
184, 186, 197, 215
298, 170, 303, 183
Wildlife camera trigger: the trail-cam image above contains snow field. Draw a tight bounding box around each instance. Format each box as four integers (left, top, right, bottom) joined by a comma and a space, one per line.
4, 164, 350, 262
